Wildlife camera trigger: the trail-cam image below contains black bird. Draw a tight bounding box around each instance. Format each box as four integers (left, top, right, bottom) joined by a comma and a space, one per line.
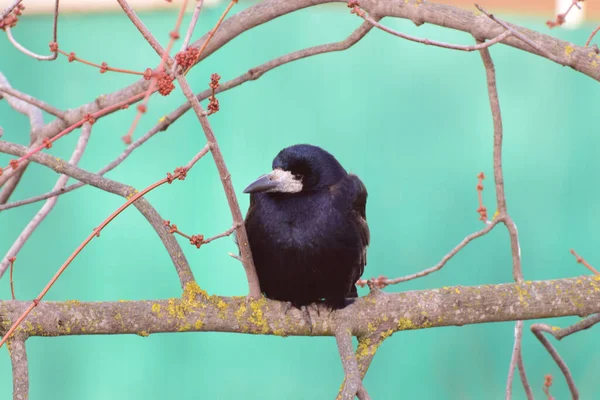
243, 144, 369, 309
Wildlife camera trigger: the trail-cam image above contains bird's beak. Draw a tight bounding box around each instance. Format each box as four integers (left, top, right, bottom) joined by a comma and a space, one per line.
243, 169, 303, 194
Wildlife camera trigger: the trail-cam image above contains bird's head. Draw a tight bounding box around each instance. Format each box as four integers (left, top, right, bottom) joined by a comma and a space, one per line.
243, 144, 347, 194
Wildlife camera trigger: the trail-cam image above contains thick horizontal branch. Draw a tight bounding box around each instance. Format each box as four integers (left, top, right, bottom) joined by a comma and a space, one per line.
1, 276, 599, 339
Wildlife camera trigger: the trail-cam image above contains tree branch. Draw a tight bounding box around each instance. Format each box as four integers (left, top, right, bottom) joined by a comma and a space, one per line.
1, 276, 599, 338
7, 338, 28, 400
478, 42, 532, 400
176, 75, 261, 299
115, 0, 166, 59
531, 324, 579, 399
335, 325, 368, 400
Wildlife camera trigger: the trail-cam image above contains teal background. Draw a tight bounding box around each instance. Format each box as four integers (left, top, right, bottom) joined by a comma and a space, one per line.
1, 4, 599, 399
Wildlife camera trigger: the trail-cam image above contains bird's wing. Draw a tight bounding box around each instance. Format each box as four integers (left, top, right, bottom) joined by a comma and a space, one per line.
348, 174, 370, 271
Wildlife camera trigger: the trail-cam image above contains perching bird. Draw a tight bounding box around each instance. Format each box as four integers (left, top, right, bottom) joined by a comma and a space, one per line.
243, 144, 369, 309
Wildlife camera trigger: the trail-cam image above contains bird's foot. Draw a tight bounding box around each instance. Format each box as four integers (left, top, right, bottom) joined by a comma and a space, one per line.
281, 301, 294, 315
300, 305, 314, 334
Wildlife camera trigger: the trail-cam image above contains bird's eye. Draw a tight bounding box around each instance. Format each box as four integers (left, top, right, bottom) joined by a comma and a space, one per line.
293, 173, 303, 181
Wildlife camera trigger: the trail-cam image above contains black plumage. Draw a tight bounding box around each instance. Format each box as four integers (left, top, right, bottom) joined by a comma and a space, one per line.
243, 144, 369, 309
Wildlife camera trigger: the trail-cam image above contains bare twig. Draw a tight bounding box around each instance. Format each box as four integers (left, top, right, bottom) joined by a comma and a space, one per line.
116, 0, 166, 58
585, 25, 600, 47
0, 86, 66, 119
531, 324, 579, 399
570, 249, 599, 275
351, 4, 511, 52
176, 74, 261, 299
184, 0, 237, 74
180, 0, 205, 52
4, 0, 59, 61
56, 49, 145, 75
357, 218, 501, 288
7, 338, 29, 400
0, 124, 92, 277
9, 257, 16, 299
202, 223, 241, 245
0, 140, 197, 288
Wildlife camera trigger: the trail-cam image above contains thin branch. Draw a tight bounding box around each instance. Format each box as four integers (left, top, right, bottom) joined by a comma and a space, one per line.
570, 249, 599, 275
4, 0, 58, 61
335, 326, 367, 400
176, 74, 261, 299
475, 4, 563, 66
0, 86, 66, 119
506, 321, 533, 400
530, 314, 600, 400
116, 0, 166, 58
0, 140, 197, 288
585, 25, 600, 47
0, 123, 92, 278
531, 324, 579, 400
0, 0, 22, 20
180, 0, 205, 52
7, 338, 28, 400
123, 0, 188, 144
184, 0, 237, 74
202, 223, 241, 245
9, 257, 16, 299
357, 218, 501, 288
56, 49, 145, 75
351, 4, 511, 52
478, 41, 531, 399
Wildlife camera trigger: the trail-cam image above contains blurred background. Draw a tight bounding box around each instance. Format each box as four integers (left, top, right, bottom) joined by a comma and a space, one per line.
1, 0, 599, 399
